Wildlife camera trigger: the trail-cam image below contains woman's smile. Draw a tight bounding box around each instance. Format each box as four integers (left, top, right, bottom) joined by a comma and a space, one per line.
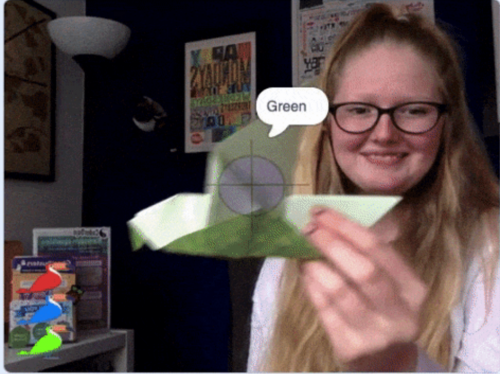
329, 42, 444, 195
361, 152, 408, 167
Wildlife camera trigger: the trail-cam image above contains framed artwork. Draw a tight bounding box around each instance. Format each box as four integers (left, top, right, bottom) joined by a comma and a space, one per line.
5, 0, 56, 181
291, 0, 435, 87
185, 32, 256, 153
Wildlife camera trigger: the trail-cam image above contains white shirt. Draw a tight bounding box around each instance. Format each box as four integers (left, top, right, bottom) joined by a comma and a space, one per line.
248, 256, 500, 372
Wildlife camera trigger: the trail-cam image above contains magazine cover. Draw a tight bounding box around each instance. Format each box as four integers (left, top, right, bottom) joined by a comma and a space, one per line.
33, 228, 111, 333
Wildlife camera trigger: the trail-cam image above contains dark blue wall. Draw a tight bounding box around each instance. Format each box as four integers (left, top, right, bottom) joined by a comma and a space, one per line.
83, 1, 497, 372
84, 1, 292, 372
437, 0, 498, 176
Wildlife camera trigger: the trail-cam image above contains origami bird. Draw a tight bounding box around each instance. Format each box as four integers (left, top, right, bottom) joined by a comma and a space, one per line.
17, 325, 67, 357
18, 295, 61, 325
16, 262, 68, 294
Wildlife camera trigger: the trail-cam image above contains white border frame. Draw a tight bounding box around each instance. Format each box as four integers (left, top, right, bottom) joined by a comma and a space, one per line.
185, 32, 256, 153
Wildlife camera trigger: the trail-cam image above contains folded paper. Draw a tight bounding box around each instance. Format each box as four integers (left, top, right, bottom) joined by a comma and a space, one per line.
128, 115, 401, 259
128, 193, 401, 259
128, 193, 211, 251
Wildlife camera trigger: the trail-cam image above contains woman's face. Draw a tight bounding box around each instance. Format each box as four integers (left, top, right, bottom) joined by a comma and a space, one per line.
329, 42, 445, 195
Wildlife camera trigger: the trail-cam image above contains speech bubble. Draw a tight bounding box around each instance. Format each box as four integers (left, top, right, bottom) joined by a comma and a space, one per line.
256, 87, 329, 137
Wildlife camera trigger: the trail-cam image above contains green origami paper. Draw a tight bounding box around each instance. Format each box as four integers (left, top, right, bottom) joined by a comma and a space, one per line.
128, 193, 211, 251
128, 193, 402, 259
128, 108, 402, 259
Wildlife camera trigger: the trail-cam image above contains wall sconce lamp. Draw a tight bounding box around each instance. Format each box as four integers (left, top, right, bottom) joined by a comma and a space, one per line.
47, 16, 131, 68
48, 17, 171, 137
132, 96, 169, 133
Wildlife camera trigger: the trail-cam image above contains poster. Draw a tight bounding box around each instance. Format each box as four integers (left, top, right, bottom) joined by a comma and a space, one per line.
185, 32, 256, 153
292, 0, 435, 86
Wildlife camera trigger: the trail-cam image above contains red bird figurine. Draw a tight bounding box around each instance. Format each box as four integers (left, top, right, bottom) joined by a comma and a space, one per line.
16, 262, 69, 294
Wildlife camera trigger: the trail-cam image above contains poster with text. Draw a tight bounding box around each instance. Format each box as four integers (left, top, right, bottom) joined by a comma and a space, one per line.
292, 0, 434, 86
185, 32, 256, 153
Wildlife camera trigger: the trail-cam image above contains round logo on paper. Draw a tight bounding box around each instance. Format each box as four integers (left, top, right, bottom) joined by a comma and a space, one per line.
33, 323, 50, 340
191, 132, 203, 145
9, 326, 30, 348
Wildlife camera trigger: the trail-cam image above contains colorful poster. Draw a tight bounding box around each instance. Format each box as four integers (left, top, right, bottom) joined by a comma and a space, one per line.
185, 32, 256, 153
292, 0, 435, 86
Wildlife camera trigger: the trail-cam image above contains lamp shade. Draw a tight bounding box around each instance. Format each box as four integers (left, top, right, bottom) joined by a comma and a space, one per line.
47, 16, 131, 59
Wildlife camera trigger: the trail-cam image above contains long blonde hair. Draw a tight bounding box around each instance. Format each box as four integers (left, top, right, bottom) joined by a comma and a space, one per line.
264, 4, 499, 371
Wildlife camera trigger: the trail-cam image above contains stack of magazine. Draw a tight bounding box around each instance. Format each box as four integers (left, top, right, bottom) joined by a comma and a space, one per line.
7, 227, 111, 350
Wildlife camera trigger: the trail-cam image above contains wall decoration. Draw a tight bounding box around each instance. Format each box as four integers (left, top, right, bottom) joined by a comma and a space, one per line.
292, 0, 435, 87
185, 32, 256, 153
5, 0, 56, 181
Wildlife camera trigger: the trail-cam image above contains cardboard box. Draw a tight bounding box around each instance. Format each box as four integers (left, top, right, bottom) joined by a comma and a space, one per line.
9, 299, 76, 346
11, 257, 76, 302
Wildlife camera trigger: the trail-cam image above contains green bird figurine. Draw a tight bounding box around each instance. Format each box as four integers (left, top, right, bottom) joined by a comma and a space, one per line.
17, 325, 67, 357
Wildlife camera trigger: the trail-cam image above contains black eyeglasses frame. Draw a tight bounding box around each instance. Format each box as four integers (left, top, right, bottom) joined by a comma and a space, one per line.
328, 101, 448, 134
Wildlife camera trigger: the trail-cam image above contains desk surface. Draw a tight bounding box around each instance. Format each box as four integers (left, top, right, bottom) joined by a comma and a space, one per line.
4, 329, 133, 372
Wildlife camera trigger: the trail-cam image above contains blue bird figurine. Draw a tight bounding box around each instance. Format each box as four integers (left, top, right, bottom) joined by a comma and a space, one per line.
18, 295, 62, 325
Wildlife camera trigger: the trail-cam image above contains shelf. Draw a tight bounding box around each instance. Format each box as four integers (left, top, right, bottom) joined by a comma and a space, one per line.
4, 329, 133, 372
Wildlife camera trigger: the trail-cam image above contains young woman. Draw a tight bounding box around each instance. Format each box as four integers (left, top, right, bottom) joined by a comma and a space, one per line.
248, 3, 499, 372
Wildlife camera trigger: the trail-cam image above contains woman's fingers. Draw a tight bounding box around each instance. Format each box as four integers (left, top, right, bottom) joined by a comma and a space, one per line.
301, 263, 403, 360
301, 260, 354, 311
305, 223, 383, 286
307, 208, 427, 312
299, 207, 427, 362
309, 206, 378, 253
301, 258, 422, 352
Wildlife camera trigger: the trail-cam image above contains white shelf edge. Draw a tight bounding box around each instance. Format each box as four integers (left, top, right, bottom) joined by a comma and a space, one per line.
4, 329, 132, 372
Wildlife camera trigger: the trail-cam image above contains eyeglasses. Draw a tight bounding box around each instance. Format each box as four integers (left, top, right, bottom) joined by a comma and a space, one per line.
329, 102, 448, 134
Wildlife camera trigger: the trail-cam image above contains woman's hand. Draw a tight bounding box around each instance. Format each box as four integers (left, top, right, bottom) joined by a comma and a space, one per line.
300, 207, 427, 371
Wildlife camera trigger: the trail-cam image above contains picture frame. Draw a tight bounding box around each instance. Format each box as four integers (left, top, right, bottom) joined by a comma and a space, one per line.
5, 0, 56, 181
185, 32, 256, 153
